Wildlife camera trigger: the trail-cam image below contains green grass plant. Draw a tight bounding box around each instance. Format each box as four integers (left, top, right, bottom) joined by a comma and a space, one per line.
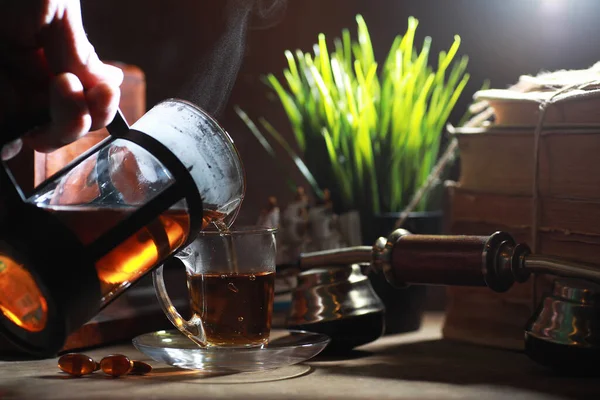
236, 14, 469, 215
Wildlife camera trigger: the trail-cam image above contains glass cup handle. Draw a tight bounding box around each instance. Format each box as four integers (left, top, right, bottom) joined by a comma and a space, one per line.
152, 259, 207, 347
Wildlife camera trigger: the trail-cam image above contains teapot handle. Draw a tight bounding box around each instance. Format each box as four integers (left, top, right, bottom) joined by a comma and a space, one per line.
0, 108, 129, 147
1, 109, 130, 199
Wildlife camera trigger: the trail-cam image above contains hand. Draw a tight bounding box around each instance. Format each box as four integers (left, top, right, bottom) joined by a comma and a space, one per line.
0, 0, 123, 160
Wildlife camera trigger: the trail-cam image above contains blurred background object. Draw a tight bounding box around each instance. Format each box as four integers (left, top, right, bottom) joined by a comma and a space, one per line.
77, 0, 600, 225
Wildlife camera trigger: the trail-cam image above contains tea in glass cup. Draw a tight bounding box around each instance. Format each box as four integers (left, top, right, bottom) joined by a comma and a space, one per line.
153, 227, 276, 348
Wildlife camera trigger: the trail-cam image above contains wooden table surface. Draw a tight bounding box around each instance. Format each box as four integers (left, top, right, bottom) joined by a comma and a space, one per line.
1, 313, 599, 400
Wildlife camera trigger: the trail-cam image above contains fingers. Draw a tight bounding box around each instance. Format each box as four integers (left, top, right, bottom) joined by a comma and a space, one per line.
39, 0, 123, 139
0, 51, 121, 155
0, 0, 124, 155
41, 0, 123, 89
86, 81, 121, 131
23, 72, 91, 153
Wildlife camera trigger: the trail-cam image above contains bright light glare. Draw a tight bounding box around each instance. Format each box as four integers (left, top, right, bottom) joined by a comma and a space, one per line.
540, 0, 566, 14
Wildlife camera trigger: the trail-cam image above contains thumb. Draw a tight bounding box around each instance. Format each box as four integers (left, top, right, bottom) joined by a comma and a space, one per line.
40, 0, 123, 89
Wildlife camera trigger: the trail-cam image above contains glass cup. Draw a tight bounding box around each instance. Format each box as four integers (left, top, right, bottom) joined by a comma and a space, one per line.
153, 227, 277, 348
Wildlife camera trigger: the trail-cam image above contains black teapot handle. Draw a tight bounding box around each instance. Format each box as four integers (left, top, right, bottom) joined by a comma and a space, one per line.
0, 108, 129, 199
0, 108, 130, 147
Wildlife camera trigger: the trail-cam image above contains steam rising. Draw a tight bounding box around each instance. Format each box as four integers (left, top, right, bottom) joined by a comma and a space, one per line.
178, 0, 287, 117
251, 0, 288, 30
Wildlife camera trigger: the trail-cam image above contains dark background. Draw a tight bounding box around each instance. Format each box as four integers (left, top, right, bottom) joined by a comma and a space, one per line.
80, 0, 600, 224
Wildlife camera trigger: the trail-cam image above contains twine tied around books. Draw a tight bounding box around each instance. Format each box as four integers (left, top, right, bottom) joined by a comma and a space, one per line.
529, 80, 600, 303
530, 81, 600, 252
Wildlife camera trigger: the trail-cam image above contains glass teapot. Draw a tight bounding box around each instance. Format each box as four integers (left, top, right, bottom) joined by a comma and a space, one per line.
0, 99, 245, 358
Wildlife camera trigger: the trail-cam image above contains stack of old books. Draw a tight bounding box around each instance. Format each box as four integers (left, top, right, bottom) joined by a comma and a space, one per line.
442, 63, 600, 350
